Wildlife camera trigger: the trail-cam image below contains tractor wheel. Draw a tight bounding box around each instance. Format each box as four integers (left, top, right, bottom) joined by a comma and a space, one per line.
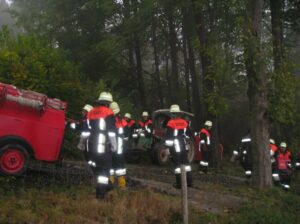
152, 143, 170, 166
186, 139, 195, 163
0, 144, 29, 175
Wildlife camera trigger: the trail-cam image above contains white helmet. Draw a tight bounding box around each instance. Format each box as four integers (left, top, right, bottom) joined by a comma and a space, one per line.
98, 91, 113, 102
170, 104, 180, 113
204, 120, 212, 127
124, 113, 131, 119
142, 111, 149, 117
110, 101, 120, 114
280, 142, 287, 148
83, 104, 93, 112
269, 139, 275, 144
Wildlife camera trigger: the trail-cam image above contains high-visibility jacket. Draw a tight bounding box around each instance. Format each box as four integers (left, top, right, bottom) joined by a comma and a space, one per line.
115, 116, 128, 155
199, 128, 211, 151
87, 106, 115, 147
138, 119, 153, 134
165, 118, 189, 153
276, 150, 292, 170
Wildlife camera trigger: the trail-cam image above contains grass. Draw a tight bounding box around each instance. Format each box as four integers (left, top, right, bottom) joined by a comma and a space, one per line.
0, 163, 300, 223
0, 181, 181, 224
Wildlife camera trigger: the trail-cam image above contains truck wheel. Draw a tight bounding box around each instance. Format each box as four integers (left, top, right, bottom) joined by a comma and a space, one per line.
152, 143, 170, 165
186, 139, 195, 163
0, 144, 29, 175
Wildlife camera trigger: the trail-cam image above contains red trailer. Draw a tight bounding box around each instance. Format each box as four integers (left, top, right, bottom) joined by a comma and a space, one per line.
0, 83, 67, 175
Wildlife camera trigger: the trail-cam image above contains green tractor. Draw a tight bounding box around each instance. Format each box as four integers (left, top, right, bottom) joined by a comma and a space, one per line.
125, 109, 196, 165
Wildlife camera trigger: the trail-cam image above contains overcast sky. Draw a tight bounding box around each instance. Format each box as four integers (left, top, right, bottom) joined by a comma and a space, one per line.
5, 0, 12, 6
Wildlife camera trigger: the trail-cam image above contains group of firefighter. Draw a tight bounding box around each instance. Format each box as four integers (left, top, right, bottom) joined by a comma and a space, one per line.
71, 91, 299, 199
232, 135, 300, 190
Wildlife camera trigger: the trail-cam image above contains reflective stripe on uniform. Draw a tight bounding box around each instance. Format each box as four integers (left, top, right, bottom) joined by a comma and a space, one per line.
81, 131, 90, 137
175, 167, 181, 174
117, 137, 123, 154
242, 138, 251, 142
116, 169, 126, 176
98, 133, 105, 153
207, 137, 211, 145
185, 165, 192, 172
165, 140, 174, 146
99, 118, 105, 130
200, 161, 208, 167
108, 132, 116, 137
245, 170, 252, 175
97, 176, 109, 184
174, 129, 178, 136
110, 169, 115, 175
174, 139, 181, 152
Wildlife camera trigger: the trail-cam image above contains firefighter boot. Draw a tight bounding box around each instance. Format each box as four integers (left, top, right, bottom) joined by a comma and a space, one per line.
187, 171, 193, 187
173, 174, 181, 189
118, 176, 126, 188
109, 175, 115, 185
96, 184, 106, 199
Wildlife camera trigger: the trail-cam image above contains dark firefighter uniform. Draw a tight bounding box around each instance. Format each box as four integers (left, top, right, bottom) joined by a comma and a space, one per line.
124, 113, 136, 136
165, 105, 192, 188
137, 111, 153, 137
296, 151, 300, 170
198, 121, 212, 173
70, 104, 93, 161
109, 103, 128, 188
238, 135, 253, 178
86, 93, 116, 199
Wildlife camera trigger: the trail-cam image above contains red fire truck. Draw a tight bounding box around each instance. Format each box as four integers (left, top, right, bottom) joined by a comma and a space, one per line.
0, 83, 67, 175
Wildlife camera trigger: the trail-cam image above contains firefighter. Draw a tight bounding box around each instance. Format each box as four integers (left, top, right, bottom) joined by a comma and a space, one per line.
238, 134, 253, 178
165, 104, 192, 188
74, 104, 93, 152
198, 120, 212, 174
137, 111, 153, 137
275, 142, 292, 190
295, 151, 300, 171
86, 92, 116, 199
269, 139, 278, 177
109, 102, 128, 188
124, 113, 136, 136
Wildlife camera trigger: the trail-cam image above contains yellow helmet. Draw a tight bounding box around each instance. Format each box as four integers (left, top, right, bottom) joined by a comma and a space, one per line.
98, 92, 113, 102
110, 101, 120, 114
170, 104, 181, 113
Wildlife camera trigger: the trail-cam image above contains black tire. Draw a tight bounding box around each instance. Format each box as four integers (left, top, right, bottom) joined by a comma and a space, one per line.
152, 143, 170, 166
186, 139, 195, 163
0, 144, 29, 175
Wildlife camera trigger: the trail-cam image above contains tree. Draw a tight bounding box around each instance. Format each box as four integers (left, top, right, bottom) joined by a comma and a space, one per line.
243, 0, 272, 188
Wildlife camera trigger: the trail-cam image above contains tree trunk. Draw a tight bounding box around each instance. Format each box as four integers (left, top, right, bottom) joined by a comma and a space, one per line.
182, 2, 202, 127
192, 1, 220, 167
152, 24, 164, 108
165, 46, 173, 104
167, 11, 180, 102
270, 0, 284, 72
182, 33, 191, 111
244, 0, 273, 189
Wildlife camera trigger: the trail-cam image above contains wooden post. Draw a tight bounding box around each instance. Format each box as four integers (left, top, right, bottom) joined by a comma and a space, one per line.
181, 165, 188, 224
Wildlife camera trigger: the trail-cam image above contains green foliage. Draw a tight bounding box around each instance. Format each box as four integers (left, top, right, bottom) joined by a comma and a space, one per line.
269, 64, 299, 125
